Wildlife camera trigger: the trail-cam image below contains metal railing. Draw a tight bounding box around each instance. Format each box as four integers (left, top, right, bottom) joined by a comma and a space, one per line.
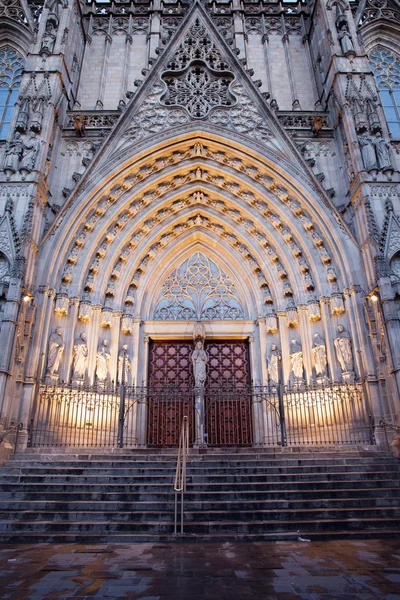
27, 380, 374, 448
380, 419, 400, 451
0, 422, 23, 454
174, 415, 189, 535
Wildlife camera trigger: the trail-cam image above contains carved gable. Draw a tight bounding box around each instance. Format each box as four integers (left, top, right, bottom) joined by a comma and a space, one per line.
90, 2, 310, 176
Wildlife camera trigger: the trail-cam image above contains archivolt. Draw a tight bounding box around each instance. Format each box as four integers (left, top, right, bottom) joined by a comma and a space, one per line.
40, 133, 361, 311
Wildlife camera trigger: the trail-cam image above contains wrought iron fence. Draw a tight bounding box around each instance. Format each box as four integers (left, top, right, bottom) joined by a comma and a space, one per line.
28, 380, 375, 448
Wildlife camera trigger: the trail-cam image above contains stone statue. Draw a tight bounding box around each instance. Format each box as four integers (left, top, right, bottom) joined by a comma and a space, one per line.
358, 135, 377, 171
337, 22, 355, 56
72, 332, 88, 381
373, 133, 393, 171
267, 344, 281, 386
20, 133, 40, 172
118, 344, 131, 385
192, 339, 207, 388
40, 20, 57, 55
96, 339, 111, 383
312, 333, 328, 378
290, 339, 303, 381
15, 98, 30, 133
30, 98, 45, 133
46, 327, 64, 375
4, 132, 23, 174
334, 325, 354, 374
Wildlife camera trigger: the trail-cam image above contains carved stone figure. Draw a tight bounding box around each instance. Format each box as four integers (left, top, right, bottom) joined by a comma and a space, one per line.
312, 333, 327, 378
20, 133, 40, 173
4, 133, 23, 174
46, 327, 64, 375
30, 98, 45, 133
96, 339, 111, 383
40, 20, 57, 55
334, 325, 354, 374
72, 332, 88, 381
118, 344, 131, 385
365, 98, 381, 135
267, 344, 281, 386
15, 98, 30, 133
359, 135, 377, 171
290, 339, 303, 381
373, 133, 393, 171
192, 339, 207, 387
337, 22, 355, 56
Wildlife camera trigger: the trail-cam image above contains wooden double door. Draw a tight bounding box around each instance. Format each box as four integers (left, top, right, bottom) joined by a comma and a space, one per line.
147, 339, 252, 447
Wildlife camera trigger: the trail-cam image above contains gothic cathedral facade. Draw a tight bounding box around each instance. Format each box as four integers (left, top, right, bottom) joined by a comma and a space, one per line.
0, 0, 400, 449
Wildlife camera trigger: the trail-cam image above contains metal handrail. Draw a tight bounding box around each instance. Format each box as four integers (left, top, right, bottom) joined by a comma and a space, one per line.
380, 419, 400, 451
173, 415, 189, 535
0, 422, 23, 453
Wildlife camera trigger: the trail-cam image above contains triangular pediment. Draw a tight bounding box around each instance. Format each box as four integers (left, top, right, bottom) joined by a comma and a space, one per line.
87, 1, 309, 178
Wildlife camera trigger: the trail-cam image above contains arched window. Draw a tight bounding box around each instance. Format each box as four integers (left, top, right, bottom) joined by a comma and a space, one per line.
370, 47, 400, 139
0, 46, 24, 140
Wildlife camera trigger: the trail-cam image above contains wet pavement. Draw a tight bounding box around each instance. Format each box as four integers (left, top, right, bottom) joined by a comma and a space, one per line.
0, 539, 399, 600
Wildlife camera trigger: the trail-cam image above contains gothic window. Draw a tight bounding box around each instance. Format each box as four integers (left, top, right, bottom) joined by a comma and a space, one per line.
0, 47, 24, 139
153, 252, 245, 321
370, 47, 400, 138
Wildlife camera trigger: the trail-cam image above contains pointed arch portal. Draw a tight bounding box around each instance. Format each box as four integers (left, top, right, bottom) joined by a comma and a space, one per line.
26, 2, 375, 449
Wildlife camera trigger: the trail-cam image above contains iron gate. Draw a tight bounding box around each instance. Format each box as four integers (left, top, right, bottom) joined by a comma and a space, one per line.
28, 381, 375, 448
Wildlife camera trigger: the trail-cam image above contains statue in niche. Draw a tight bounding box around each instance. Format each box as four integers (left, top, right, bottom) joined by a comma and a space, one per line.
267, 344, 281, 386
72, 332, 88, 381
118, 344, 131, 385
46, 327, 64, 376
192, 339, 208, 388
336, 20, 355, 56
4, 132, 23, 174
312, 333, 328, 379
358, 134, 377, 171
96, 339, 111, 384
30, 98, 45, 133
365, 98, 381, 135
373, 132, 393, 171
20, 133, 40, 173
40, 20, 57, 55
334, 325, 354, 374
15, 98, 30, 133
290, 339, 303, 381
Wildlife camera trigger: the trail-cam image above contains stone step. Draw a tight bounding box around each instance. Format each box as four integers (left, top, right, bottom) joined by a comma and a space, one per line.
3, 461, 400, 476
1, 529, 399, 544
0, 516, 399, 535
1, 506, 399, 523
2, 486, 400, 503
2, 469, 399, 485
1, 495, 399, 511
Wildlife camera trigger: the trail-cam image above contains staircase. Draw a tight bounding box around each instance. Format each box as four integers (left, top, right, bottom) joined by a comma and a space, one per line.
0, 447, 399, 542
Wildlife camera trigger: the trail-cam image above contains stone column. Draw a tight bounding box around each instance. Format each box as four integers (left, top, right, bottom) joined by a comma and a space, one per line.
137, 333, 149, 446
0, 276, 22, 429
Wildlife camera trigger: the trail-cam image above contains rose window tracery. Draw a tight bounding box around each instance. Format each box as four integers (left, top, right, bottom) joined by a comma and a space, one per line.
162, 64, 234, 118
153, 252, 245, 321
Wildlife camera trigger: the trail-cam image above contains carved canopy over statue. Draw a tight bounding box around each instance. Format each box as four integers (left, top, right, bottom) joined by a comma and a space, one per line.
192, 339, 208, 388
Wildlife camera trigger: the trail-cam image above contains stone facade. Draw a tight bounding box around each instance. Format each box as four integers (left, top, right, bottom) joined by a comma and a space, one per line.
0, 0, 400, 448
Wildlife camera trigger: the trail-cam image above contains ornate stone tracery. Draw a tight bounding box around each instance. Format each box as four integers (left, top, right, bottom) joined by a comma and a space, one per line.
153, 251, 245, 321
